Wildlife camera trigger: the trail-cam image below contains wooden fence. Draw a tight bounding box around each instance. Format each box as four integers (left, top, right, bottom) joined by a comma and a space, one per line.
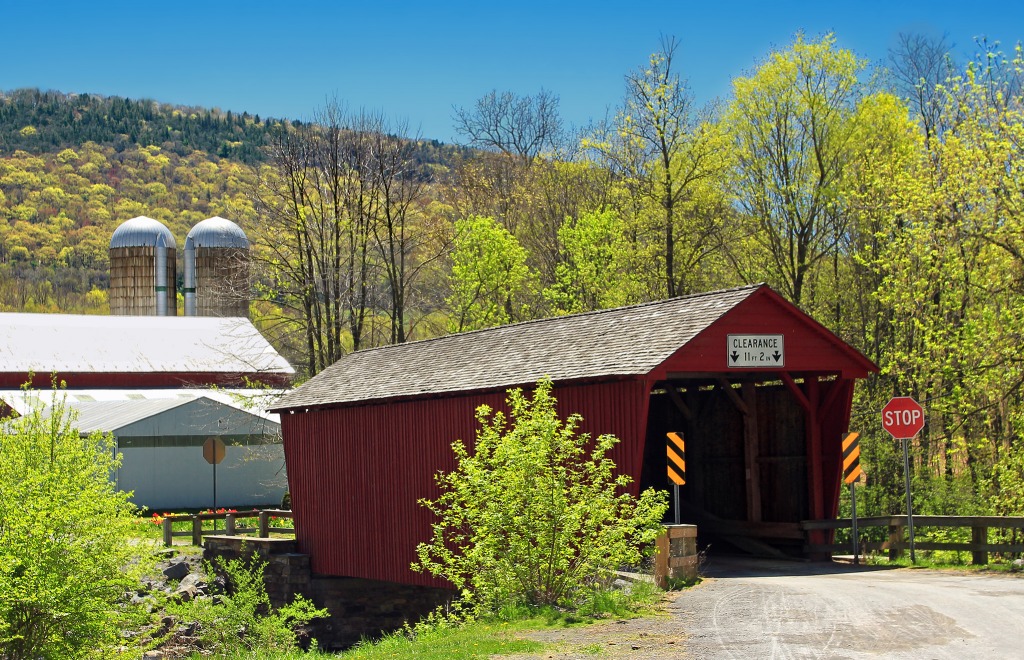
802, 515, 1024, 564
162, 509, 294, 547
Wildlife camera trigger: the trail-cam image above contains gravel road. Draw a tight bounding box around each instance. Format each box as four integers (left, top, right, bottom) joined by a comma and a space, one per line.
512, 557, 1024, 659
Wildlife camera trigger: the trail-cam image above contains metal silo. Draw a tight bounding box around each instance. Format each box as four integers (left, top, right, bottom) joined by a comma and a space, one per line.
109, 216, 177, 316
183, 216, 250, 318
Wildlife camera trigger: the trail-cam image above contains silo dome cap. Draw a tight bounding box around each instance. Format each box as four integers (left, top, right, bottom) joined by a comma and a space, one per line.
185, 216, 249, 249
110, 216, 177, 249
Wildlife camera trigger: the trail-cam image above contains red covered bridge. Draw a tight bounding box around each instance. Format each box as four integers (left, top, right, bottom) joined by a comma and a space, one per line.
272, 284, 877, 588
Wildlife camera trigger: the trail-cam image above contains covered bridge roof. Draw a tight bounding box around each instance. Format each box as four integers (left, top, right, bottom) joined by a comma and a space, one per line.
273, 284, 875, 412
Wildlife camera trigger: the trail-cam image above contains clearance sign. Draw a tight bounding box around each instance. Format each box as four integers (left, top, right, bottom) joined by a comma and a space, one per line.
728, 334, 785, 368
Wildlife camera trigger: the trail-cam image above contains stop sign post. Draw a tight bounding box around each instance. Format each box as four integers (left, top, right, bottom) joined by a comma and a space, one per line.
203, 438, 227, 528
882, 396, 924, 563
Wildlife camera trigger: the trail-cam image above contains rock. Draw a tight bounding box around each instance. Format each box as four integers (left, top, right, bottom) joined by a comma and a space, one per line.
211, 575, 227, 592
142, 651, 165, 659
163, 561, 190, 581
174, 584, 199, 602
1011, 558, 1024, 573
178, 573, 204, 590
153, 548, 178, 559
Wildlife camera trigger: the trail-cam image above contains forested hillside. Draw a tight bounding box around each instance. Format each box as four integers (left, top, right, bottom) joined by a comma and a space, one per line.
0, 89, 273, 163
0, 89, 463, 316
2, 33, 1024, 530
0, 88, 462, 167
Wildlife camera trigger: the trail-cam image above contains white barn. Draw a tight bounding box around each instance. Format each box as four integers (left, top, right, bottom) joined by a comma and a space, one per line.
1, 388, 286, 510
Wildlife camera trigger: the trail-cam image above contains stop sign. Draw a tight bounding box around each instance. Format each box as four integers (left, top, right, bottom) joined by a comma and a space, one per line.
882, 397, 925, 439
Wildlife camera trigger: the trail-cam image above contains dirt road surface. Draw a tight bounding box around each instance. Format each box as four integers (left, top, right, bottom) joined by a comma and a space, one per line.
512, 557, 1024, 659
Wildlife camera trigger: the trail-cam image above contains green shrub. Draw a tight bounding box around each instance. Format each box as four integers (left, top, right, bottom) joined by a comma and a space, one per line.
169, 555, 327, 654
0, 389, 146, 659
414, 377, 668, 613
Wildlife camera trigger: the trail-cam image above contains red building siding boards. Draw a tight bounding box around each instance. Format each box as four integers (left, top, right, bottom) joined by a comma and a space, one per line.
277, 285, 879, 584
0, 371, 291, 389
281, 380, 649, 587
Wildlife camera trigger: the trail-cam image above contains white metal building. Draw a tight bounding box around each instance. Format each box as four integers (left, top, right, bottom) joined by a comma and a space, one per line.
1, 388, 287, 510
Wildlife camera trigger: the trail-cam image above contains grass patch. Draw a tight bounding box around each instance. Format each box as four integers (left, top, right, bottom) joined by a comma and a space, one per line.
180, 587, 670, 659
339, 581, 667, 659
175, 574, 668, 658
340, 618, 546, 659
862, 554, 1020, 572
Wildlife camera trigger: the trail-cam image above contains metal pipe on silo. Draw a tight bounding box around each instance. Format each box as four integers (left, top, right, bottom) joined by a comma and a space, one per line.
109, 216, 177, 316
156, 234, 168, 317
184, 236, 196, 317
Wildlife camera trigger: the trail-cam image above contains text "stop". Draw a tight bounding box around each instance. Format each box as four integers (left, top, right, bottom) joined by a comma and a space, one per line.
881, 397, 925, 439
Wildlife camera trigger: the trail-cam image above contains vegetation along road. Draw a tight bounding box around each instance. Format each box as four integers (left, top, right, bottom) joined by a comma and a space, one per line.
514, 558, 1024, 659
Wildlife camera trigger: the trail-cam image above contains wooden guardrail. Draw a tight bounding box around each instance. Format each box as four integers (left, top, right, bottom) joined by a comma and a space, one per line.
161, 509, 294, 547
801, 515, 1024, 564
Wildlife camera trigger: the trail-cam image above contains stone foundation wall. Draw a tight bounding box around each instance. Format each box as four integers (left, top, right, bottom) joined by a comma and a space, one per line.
653, 524, 699, 587
203, 536, 454, 650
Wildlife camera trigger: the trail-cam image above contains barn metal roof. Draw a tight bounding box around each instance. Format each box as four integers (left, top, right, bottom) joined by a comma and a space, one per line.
109, 216, 177, 249
273, 284, 763, 411
185, 216, 249, 249
66, 397, 281, 435
0, 388, 283, 423
0, 314, 294, 376
63, 397, 196, 432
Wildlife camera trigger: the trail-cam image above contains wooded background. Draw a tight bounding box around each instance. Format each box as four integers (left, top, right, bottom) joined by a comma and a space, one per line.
2, 33, 1023, 532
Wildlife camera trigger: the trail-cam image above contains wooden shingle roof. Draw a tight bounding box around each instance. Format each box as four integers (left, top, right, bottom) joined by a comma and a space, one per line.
273, 284, 763, 411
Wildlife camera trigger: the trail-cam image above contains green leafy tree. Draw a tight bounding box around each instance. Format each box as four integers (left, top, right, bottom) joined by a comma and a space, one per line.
543, 208, 646, 313
0, 390, 144, 659
726, 33, 864, 311
587, 36, 730, 298
414, 378, 668, 612
445, 214, 534, 332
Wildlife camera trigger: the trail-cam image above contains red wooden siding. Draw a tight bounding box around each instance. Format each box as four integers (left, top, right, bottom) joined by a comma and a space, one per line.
281, 379, 651, 587
0, 371, 291, 389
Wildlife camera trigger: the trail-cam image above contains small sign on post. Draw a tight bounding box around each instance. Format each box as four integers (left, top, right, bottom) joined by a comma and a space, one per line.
203, 437, 227, 529
203, 437, 226, 465
882, 397, 925, 439
842, 432, 863, 564
882, 396, 925, 563
842, 432, 863, 485
666, 432, 686, 525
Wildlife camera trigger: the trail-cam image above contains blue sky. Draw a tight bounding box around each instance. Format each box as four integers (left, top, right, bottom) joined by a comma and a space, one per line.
3, 1, 1022, 143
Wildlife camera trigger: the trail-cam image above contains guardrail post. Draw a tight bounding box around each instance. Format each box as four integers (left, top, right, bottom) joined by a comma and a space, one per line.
971, 526, 988, 565
888, 524, 902, 561
226, 513, 236, 536
259, 511, 269, 538
192, 515, 203, 546
162, 518, 172, 547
